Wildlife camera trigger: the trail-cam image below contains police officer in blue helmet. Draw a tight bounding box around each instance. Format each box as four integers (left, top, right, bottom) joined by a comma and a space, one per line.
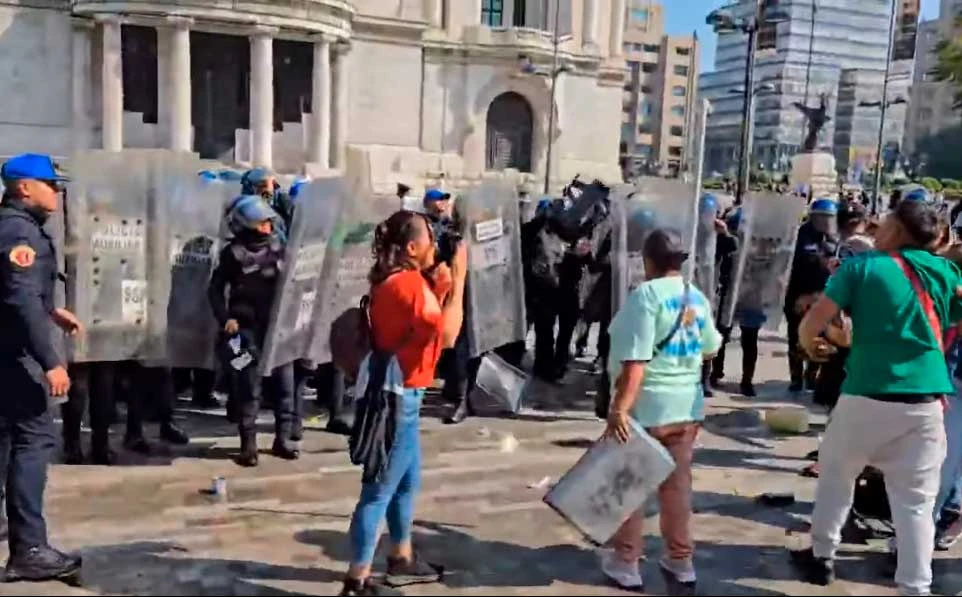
784, 197, 839, 393
700, 193, 719, 218
208, 196, 299, 466
241, 167, 294, 229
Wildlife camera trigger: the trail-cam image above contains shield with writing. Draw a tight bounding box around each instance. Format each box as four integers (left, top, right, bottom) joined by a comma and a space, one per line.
308, 194, 395, 367
152, 154, 233, 369
610, 177, 698, 315
259, 177, 346, 374
462, 180, 526, 357
721, 191, 806, 330
65, 150, 159, 362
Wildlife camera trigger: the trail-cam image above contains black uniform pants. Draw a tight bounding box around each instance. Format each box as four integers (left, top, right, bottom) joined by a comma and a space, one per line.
172, 368, 215, 402
709, 326, 759, 384
231, 361, 295, 438
314, 362, 347, 419
785, 308, 819, 385
126, 365, 176, 438
62, 362, 115, 449
0, 408, 56, 555
440, 323, 481, 403
533, 295, 579, 378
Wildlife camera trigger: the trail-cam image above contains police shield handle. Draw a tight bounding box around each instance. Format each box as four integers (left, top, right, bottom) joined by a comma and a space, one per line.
51, 307, 83, 336
224, 319, 240, 335
46, 366, 70, 397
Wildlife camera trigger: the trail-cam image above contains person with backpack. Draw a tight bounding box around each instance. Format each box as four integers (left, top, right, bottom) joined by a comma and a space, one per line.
600, 229, 723, 594
339, 210, 466, 597
792, 199, 962, 596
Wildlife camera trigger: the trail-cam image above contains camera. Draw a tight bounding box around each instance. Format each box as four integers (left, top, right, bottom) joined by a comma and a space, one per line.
432, 218, 463, 266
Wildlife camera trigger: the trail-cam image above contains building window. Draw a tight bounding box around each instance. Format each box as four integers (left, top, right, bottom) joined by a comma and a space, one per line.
672, 85, 686, 97
629, 8, 648, 25
481, 0, 503, 26
673, 65, 689, 77
624, 42, 633, 52
676, 47, 690, 56
668, 146, 683, 157
643, 43, 660, 53
670, 105, 684, 117
638, 123, 653, 134
670, 125, 684, 136
641, 101, 653, 116
642, 62, 657, 73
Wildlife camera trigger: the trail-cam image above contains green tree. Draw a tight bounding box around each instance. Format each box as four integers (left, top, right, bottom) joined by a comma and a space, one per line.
933, 16, 962, 111
942, 178, 961, 189
922, 177, 943, 192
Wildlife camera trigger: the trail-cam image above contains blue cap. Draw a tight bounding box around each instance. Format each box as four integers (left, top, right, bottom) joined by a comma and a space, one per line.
424, 188, 451, 202
810, 198, 838, 215
903, 187, 930, 203
1, 153, 68, 183
700, 193, 718, 215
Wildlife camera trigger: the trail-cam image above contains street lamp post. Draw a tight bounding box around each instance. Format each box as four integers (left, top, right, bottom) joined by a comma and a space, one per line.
707, 0, 789, 205
801, 0, 818, 145
868, 0, 899, 214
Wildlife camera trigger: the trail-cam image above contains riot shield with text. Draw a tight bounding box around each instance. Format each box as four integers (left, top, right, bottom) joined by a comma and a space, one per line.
721, 192, 806, 331
152, 155, 233, 369
610, 178, 698, 315
308, 195, 394, 367
259, 178, 346, 374
462, 181, 526, 357
65, 151, 163, 363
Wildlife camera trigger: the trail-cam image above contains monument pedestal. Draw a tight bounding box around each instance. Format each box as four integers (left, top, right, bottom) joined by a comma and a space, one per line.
791, 152, 837, 199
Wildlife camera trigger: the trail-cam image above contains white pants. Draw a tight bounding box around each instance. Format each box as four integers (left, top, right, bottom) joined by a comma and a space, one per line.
811, 395, 946, 596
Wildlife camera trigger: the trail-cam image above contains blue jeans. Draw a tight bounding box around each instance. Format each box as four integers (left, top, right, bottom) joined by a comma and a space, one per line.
348, 388, 423, 566
936, 389, 962, 522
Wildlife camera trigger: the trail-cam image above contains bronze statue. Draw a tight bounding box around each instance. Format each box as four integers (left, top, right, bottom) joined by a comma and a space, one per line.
793, 93, 832, 152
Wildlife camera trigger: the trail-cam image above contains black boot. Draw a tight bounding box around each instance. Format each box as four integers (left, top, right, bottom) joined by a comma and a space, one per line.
62, 439, 84, 466
90, 430, 115, 466
123, 434, 151, 455
4, 545, 81, 583
444, 395, 472, 425
160, 421, 189, 445
271, 436, 300, 460
237, 432, 258, 467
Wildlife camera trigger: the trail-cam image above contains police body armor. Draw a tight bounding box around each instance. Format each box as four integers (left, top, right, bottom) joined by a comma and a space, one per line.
228, 239, 284, 343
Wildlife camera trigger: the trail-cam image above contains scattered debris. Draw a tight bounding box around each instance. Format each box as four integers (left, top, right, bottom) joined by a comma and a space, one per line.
528, 476, 552, 489
499, 433, 519, 453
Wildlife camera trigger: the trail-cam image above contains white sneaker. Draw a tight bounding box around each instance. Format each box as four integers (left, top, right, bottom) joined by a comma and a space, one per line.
598, 548, 644, 590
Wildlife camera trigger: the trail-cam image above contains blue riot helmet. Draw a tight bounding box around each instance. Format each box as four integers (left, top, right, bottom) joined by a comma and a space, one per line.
699, 193, 718, 216
809, 197, 839, 235
630, 208, 658, 231
227, 194, 280, 238
902, 187, 930, 203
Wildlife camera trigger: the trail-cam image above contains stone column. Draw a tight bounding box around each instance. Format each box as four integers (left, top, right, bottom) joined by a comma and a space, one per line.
582, 0, 599, 50
330, 42, 349, 170
423, 0, 442, 27
71, 18, 94, 151
609, 0, 625, 57
308, 35, 331, 168
249, 26, 276, 168
100, 16, 123, 151
167, 16, 193, 152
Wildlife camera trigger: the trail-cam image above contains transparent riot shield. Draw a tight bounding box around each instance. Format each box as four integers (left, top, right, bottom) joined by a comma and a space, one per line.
610, 177, 698, 315
462, 180, 526, 357
308, 195, 395, 367
66, 150, 162, 362
259, 177, 346, 374
692, 207, 717, 309
45, 193, 69, 370
152, 155, 232, 369
722, 191, 806, 331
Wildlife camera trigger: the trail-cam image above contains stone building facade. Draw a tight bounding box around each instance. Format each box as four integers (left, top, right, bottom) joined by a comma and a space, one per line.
0, 0, 626, 194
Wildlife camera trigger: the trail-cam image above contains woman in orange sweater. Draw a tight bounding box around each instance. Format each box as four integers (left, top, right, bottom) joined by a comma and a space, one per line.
341, 210, 467, 597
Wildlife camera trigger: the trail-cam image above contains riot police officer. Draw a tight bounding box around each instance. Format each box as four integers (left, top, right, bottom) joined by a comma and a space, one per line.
784, 198, 839, 392
208, 195, 298, 466
241, 167, 294, 230
0, 153, 82, 581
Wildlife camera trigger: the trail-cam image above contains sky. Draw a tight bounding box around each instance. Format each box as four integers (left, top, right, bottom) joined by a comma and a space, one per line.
665, 0, 942, 74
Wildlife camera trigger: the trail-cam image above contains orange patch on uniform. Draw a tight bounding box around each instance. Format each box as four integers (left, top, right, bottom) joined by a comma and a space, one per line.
9, 245, 36, 268
682, 307, 696, 327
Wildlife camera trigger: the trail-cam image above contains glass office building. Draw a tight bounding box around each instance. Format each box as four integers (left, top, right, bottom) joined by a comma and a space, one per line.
699, 0, 894, 176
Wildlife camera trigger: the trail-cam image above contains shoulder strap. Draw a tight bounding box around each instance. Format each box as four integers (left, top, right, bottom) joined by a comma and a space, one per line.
889, 251, 944, 352
655, 281, 691, 355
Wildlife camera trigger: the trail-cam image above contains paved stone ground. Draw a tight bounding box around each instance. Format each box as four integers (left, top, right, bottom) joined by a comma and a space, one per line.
2, 330, 961, 596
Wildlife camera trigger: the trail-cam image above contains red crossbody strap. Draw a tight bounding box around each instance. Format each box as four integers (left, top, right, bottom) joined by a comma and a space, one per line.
890, 251, 944, 353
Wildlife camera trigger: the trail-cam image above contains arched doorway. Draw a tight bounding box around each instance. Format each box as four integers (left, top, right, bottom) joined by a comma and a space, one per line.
485, 92, 533, 172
